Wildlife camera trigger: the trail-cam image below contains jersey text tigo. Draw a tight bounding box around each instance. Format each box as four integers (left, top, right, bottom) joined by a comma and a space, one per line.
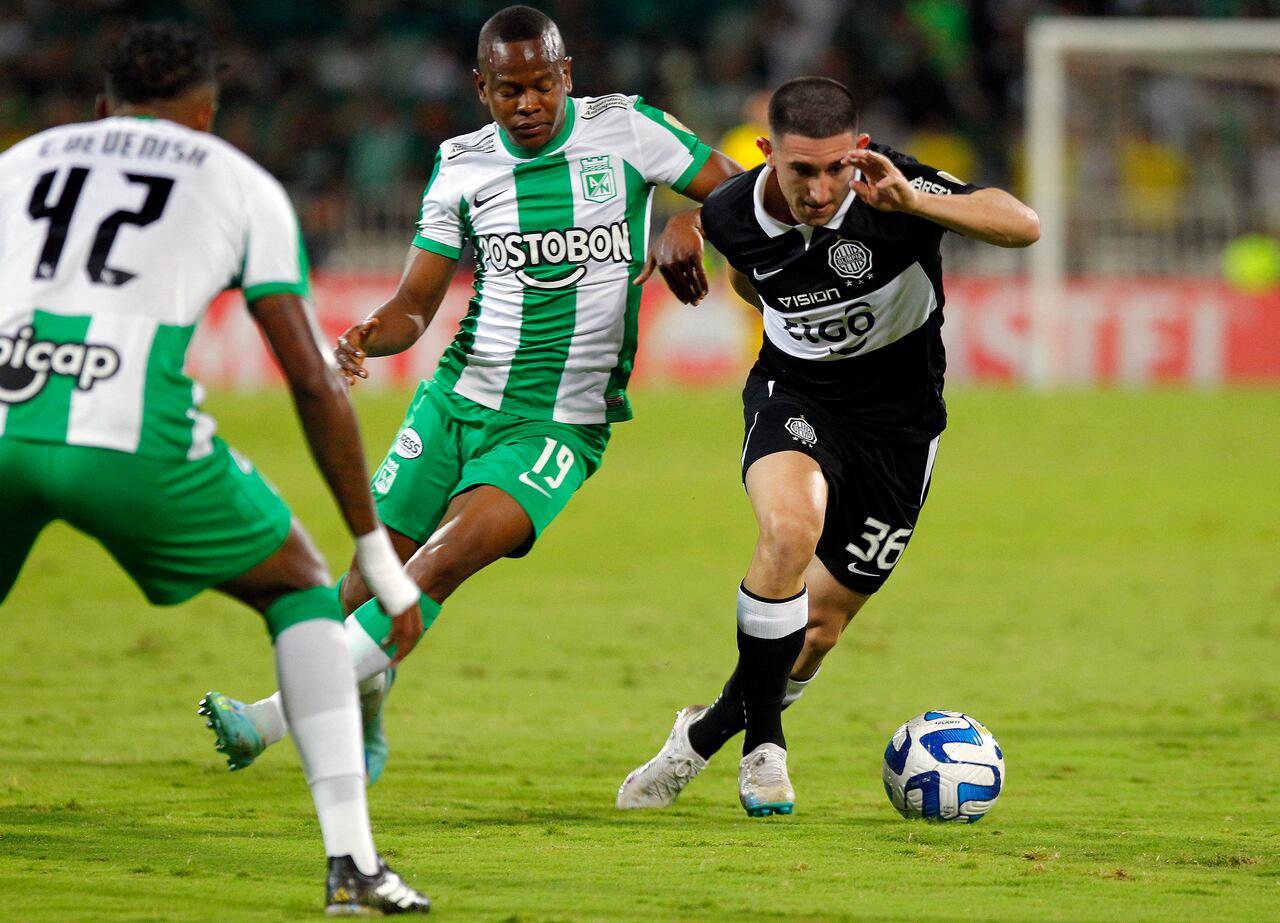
701, 145, 981, 443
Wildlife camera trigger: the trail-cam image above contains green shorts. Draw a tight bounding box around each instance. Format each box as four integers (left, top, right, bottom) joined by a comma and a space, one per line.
0, 436, 292, 606
371, 381, 609, 556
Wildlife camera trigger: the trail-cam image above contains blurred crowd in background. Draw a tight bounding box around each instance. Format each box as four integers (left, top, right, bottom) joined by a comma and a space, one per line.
3, 0, 1279, 272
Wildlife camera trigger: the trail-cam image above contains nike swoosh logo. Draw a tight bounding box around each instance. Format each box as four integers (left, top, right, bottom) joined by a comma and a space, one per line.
518, 471, 552, 498
847, 563, 881, 577
473, 187, 508, 208
752, 264, 786, 280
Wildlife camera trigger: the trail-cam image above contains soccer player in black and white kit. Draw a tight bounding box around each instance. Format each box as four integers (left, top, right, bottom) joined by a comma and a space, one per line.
616, 77, 1039, 816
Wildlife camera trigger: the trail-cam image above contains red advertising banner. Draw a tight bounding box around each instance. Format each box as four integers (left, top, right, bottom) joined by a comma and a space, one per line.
188, 272, 1280, 389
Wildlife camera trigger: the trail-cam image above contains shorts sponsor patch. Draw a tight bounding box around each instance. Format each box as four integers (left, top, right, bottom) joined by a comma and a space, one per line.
395, 428, 423, 459
785, 416, 817, 446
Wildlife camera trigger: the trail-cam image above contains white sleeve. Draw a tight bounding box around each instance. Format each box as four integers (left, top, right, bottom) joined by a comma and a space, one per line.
629, 97, 713, 192
238, 164, 310, 301
412, 150, 464, 259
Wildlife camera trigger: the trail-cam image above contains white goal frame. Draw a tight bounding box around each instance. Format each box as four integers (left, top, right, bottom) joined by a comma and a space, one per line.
1024, 17, 1280, 386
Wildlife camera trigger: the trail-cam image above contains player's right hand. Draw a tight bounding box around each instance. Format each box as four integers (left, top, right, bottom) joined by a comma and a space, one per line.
335, 317, 379, 385
384, 599, 424, 667
636, 209, 708, 305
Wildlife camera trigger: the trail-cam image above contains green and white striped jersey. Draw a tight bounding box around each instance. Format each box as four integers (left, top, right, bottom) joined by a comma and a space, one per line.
414, 95, 712, 424
0, 116, 309, 459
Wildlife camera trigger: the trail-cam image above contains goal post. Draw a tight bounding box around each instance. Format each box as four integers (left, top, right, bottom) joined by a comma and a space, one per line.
1025, 17, 1280, 386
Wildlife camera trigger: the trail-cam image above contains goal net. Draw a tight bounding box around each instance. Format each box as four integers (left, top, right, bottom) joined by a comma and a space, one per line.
1025, 18, 1280, 385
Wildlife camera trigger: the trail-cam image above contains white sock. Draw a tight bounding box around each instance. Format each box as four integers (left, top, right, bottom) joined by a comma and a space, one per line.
358, 671, 387, 697
737, 585, 809, 639
245, 692, 288, 747
345, 612, 394, 684
783, 667, 820, 708
275, 619, 379, 875
244, 612, 393, 745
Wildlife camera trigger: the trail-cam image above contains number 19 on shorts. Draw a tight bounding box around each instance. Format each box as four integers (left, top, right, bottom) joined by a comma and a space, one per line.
518, 437, 577, 498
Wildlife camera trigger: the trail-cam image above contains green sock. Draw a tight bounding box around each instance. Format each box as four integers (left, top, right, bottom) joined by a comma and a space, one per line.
263, 585, 343, 640
351, 591, 442, 661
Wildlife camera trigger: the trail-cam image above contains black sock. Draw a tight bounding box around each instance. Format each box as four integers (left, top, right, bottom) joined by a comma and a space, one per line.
739, 625, 807, 755
685, 661, 810, 761
687, 667, 744, 761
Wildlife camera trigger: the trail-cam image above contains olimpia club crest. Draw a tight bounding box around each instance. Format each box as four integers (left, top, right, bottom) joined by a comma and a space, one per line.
828, 239, 873, 280
785, 416, 817, 446
579, 155, 617, 203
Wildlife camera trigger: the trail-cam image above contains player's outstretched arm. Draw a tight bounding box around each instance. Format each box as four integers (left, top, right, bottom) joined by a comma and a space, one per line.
847, 148, 1040, 248
636, 151, 743, 305
335, 247, 459, 384
680, 151, 744, 204
250, 292, 424, 663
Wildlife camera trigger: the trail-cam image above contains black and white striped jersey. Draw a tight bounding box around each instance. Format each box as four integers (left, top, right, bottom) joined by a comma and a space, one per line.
700, 145, 980, 443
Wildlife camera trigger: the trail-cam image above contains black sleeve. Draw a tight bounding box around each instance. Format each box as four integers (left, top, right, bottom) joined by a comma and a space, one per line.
874, 143, 984, 197
699, 174, 737, 261
872, 144, 983, 241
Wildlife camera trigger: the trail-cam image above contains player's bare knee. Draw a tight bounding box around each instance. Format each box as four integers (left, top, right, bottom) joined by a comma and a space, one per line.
269, 526, 330, 591
756, 511, 822, 571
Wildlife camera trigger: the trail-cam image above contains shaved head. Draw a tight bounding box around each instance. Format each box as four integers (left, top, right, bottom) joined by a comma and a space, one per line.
476, 5, 565, 72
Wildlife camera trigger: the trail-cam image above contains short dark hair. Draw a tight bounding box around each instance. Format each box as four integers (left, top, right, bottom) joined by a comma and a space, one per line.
477, 5, 564, 68
768, 77, 858, 140
104, 21, 216, 104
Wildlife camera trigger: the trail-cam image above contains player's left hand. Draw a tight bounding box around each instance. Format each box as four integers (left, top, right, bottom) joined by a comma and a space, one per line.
335, 317, 378, 386
848, 148, 918, 214
635, 209, 708, 305
384, 600, 424, 667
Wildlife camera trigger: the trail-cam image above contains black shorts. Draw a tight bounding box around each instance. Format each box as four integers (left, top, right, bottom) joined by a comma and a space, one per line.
739, 373, 939, 595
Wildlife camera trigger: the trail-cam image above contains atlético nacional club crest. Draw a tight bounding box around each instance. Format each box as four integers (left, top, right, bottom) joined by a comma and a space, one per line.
373, 458, 399, 495
579, 155, 617, 203
785, 416, 817, 446
828, 239, 873, 280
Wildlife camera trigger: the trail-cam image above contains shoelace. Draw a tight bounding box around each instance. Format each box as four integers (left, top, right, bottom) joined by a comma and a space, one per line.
645, 754, 699, 798
373, 871, 420, 907
748, 752, 788, 787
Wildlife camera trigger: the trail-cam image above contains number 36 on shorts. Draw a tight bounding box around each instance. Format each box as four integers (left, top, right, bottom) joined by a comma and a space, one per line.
846, 516, 913, 573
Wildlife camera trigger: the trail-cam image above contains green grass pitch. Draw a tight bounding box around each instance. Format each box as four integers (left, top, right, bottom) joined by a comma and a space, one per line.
1, 385, 1278, 921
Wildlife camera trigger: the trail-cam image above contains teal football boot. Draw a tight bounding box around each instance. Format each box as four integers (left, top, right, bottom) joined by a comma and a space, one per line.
198, 691, 264, 771
359, 668, 396, 785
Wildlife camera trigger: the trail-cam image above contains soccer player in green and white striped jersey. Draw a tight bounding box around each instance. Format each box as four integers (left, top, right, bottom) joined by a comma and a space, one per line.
0, 23, 429, 914
205, 5, 741, 784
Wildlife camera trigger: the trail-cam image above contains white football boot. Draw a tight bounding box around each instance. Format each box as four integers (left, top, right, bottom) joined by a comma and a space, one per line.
615, 705, 709, 809
738, 742, 795, 816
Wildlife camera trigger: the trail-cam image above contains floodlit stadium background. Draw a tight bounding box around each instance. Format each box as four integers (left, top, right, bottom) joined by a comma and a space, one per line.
4, 7, 1280, 920
4, 1, 1279, 388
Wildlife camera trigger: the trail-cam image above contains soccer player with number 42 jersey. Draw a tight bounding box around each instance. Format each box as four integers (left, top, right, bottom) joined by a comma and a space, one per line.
0, 23, 430, 914
617, 77, 1039, 817
200, 6, 741, 785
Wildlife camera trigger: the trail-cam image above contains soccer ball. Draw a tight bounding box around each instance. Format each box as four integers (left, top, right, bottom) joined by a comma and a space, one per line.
881, 710, 1004, 823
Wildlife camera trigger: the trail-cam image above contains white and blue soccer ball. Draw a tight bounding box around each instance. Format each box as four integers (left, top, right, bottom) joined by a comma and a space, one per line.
881, 710, 1004, 823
